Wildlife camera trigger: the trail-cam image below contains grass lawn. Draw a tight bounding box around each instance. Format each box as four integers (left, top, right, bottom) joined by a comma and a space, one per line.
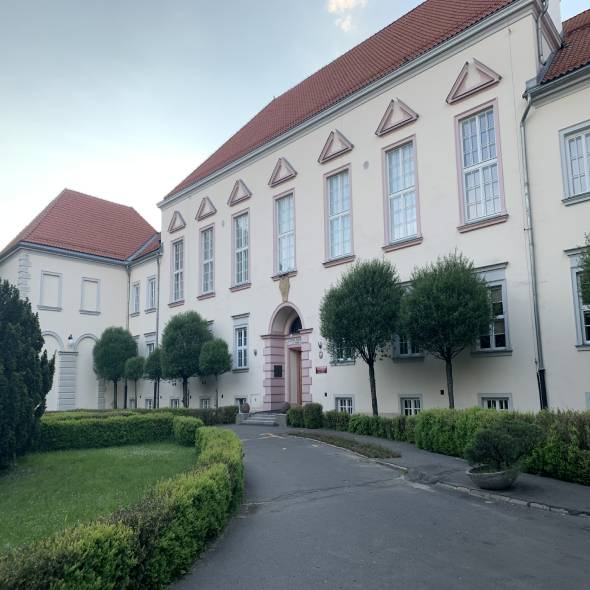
290, 432, 401, 459
0, 442, 196, 552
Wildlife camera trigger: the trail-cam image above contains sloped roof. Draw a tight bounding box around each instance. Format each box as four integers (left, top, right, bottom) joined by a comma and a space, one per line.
2, 189, 159, 262
542, 9, 590, 84
167, 0, 517, 198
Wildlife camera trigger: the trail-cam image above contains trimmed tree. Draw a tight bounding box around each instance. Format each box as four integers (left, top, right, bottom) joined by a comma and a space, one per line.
199, 338, 232, 409
580, 234, 590, 306
402, 252, 493, 409
161, 311, 211, 408
144, 347, 162, 409
124, 356, 145, 409
320, 259, 404, 416
0, 280, 54, 468
93, 327, 137, 409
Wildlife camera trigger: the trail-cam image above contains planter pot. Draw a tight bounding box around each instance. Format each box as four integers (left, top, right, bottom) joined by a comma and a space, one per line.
467, 466, 520, 490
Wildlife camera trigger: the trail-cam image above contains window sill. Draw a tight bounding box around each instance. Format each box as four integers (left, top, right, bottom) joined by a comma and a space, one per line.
323, 254, 356, 268
330, 361, 356, 366
563, 192, 590, 206
230, 283, 251, 293
272, 270, 297, 281
382, 236, 423, 253
168, 300, 185, 308
232, 368, 249, 373
471, 348, 513, 357
197, 292, 215, 301
145, 307, 157, 314
457, 213, 509, 233
80, 309, 100, 316
392, 355, 425, 362
129, 312, 140, 318
575, 344, 590, 351
37, 305, 62, 312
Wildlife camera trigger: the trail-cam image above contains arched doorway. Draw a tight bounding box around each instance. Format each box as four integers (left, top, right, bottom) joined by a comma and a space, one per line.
262, 303, 313, 410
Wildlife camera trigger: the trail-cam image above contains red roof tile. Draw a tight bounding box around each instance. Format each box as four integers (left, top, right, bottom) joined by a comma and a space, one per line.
542, 9, 590, 83
2, 189, 159, 261
167, 0, 517, 198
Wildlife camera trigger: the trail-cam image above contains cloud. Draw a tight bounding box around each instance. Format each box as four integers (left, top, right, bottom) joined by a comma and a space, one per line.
326, 0, 367, 32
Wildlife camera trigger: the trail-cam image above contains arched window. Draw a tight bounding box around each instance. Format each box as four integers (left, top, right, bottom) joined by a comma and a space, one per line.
289, 316, 302, 335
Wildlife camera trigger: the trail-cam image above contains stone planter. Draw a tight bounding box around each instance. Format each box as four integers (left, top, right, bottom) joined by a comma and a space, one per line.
467, 466, 520, 490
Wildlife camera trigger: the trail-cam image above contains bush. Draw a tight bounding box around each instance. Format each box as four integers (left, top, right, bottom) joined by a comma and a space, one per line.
34, 414, 175, 451
303, 403, 323, 429
323, 411, 350, 431
172, 416, 204, 446
287, 406, 304, 428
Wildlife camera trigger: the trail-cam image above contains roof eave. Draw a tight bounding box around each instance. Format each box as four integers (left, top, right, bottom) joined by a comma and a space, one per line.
1, 242, 129, 267
526, 62, 590, 101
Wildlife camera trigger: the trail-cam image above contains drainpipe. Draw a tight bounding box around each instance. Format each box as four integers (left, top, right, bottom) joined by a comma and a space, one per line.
125, 265, 131, 331
520, 94, 548, 410
536, 0, 550, 66
156, 249, 161, 345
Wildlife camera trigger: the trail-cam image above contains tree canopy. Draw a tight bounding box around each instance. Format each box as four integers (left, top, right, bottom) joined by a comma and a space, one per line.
199, 338, 232, 408
580, 234, 590, 305
144, 347, 162, 409
320, 259, 404, 416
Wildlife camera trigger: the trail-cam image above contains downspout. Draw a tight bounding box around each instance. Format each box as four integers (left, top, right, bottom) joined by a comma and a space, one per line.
125, 265, 131, 331
156, 248, 161, 345
536, 0, 550, 66
520, 94, 548, 409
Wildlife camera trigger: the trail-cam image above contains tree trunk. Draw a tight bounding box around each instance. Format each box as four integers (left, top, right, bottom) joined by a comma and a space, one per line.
215, 375, 219, 409
182, 377, 189, 408
368, 360, 378, 416
124, 379, 128, 409
445, 358, 455, 409
113, 380, 118, 409
153, 380, 158, 409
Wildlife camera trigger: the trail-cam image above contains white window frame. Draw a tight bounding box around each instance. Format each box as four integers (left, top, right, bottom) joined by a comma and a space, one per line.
477, 282, 509, 352
385, 139, 419, 244
233, 211, 250, 286
479, 394, 512, 411
145, 398, 153, 410
146, 276, 157, 311
170, 398, 180, 409
335, 396, 354, 415
457, 102, 505, 224
560, 120, 590, 204
235, 397, 248, 409
131, 282, 140, 315
400, 396, 422, 416
200, 225, 215, 295
325, 166, 353, 261
80, 277, 100, 314
200, 397, 211, 409
129, 398, 137, 409
39, 271, 63, 311
570, 253, 590, 347
393, 335, 423, 359
234, 325, 248, 370
171, 239, 184, 303
331, 343, 355, 365
274, 192, 296, 274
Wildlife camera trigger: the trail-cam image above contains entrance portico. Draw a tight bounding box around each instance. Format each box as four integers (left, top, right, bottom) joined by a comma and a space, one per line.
262, 302, 312, 410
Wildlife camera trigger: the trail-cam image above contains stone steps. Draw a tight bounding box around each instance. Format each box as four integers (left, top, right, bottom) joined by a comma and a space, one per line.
241, 413, 282, 426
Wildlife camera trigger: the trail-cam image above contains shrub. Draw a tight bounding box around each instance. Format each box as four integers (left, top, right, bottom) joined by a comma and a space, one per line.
34, 414, 174, 451
323, 411, 350, 431
172, 416, 204, 446
287, 405, 304, 428
303, 403, 323, 429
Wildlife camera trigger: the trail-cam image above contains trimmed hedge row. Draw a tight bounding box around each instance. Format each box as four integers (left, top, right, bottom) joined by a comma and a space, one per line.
173, 416, 205, 446
0, 427, 244, 589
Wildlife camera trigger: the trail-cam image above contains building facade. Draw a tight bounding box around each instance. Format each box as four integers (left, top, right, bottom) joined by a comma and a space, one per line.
1, 0, 589, 414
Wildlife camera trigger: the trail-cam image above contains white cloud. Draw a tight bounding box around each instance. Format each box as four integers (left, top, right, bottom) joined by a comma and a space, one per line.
335, 14, 353, 32
326, 0, 367, 32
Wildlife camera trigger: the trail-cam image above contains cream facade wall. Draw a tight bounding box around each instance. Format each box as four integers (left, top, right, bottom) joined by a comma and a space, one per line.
157, 4, 562, 415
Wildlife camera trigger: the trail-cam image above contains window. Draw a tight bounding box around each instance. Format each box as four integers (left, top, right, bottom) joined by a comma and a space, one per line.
80, 278, 99, 313
481, 396, 510, 410
335, 397, 353, 414
200, 398, 211, 409
276, 194, 295, 273
327, 169, 352, 260
39, 271, 62, 310
386, 141, 418, 242
332, 344, 354, 364
460, 107, 502, 222
235, 397, 247, 409
233, 213, 249, 285
201, 226, 214, 294
146, 276, 157, 310
131, 282, 140, 314
170, 398, 180, 409
129, 398, 137, 409
563, 127, 590, 198
146, 341, 155, 356
576, 271, 590, 345
479, 284, 507, 351
234, 325, 248, 369
400, 397, 421, 416
395, 335, 422, 358
145, 398, 153, 410
172, 240, 184, 302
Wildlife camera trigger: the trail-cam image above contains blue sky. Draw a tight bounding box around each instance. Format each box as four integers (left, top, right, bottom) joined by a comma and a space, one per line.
0, 0, 587, 247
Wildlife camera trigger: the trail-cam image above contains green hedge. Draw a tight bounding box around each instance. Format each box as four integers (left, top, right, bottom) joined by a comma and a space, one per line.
347, 414, 416, 443
286, 406, 304, 428
303, 403, 323, 429
323, 411, 350, 431
172, 416, 204, 446
0, 428, 244, 589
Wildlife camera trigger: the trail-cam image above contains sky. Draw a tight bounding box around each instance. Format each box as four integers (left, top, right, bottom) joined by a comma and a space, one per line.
0, 0, 587, 248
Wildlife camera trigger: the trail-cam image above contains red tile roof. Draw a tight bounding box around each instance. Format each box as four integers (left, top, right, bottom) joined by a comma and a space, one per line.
167, 0, 517, 198
2, 189, 159, 262
542, 9, 590, 84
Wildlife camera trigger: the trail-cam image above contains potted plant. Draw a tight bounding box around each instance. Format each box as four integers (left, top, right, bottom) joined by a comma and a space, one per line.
464, 421, 543, 490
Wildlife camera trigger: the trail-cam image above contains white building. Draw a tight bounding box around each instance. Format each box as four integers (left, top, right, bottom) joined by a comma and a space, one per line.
1, 0, 589, 414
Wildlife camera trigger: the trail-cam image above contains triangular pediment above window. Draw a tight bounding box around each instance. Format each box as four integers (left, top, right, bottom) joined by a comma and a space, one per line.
318, 130, 354, 164
227, 179, 252, 206
168, 210, 186, 233
268, 157, 297, 187
196, 196, 217, 221
375, 99, 419, 137
446, 59, 501, 104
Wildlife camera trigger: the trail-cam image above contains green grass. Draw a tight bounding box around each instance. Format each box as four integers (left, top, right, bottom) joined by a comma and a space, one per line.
289, 432, 401, 459
0, 442, 196, 552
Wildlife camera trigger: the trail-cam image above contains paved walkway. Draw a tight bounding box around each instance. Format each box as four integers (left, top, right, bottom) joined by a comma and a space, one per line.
172, 425, 590, 590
